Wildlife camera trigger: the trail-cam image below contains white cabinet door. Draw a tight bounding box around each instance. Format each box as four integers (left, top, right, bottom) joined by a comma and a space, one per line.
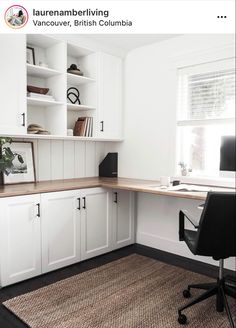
0, 35, 27, 134
0, 195, 41, 287
112, 190, 135, 249
41, 190, 81, 273
81, 188, 111, 260
97, 52, 123, 139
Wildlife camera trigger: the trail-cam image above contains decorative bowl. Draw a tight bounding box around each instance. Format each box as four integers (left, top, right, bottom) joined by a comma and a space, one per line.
27, 85, 49, 94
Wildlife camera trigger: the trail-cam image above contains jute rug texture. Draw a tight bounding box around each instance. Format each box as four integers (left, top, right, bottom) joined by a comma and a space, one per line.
3, 254, 236, 328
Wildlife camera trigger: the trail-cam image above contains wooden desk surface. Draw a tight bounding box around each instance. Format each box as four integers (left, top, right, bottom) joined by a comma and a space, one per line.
0, 177, 234, 200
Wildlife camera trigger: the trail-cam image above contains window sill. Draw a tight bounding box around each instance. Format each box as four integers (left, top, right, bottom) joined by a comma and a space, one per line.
173, 175, 235, 188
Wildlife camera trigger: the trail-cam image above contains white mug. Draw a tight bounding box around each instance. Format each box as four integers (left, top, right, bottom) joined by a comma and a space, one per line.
67, 129, 73, 136
160, 176, 170, 187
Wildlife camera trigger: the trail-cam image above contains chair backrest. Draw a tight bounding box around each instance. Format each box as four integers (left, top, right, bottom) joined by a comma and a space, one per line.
195, 192, 236, 260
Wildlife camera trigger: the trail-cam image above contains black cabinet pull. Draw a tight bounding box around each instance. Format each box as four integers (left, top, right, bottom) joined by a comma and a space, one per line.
36, 203, 40, 217
77, 198, 81, 210
21, 113, 25, 126
114, 192, 118, 203
100, 121, 104, 132
82, 197, 86, 209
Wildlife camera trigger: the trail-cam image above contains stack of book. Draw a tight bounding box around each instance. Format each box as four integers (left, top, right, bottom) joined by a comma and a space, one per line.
74, 117, 93, 137
27, 92, 55, 102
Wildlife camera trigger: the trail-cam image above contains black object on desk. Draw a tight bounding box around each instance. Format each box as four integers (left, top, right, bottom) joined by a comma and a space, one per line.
172, 180, 180, 186
99, 153, 118, 178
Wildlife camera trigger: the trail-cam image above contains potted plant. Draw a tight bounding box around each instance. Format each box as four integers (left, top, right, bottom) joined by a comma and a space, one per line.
0, 137, 24, 185
178, 161, 188, 176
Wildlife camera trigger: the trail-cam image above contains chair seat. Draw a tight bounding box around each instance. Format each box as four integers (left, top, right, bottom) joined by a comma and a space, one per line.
184, 230, 198, 254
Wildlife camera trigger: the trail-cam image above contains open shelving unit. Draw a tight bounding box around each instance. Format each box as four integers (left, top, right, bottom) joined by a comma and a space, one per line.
66, 43, 97, 137
25, 34, 100, 139
0, 34, 122, 141
26, 35, 67, 136
0, 33, 122, 141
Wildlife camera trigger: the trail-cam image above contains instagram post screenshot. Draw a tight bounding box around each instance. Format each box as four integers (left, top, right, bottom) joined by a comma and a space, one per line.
0, 1, 235, 327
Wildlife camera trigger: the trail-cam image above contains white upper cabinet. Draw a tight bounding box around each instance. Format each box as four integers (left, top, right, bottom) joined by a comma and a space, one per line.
97, 52, 123, 139
0, 195, 41, 286
0, 35, 27, 134
0, 34, 123, 141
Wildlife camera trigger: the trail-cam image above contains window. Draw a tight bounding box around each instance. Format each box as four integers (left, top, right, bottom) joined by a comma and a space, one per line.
177, 58, 235, 177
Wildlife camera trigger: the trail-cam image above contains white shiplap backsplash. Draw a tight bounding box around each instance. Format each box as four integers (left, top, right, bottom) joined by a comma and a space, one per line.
21, 139, 111, 181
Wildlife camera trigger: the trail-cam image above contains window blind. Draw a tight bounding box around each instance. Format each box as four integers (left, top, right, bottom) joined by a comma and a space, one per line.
179, 67, 235, 121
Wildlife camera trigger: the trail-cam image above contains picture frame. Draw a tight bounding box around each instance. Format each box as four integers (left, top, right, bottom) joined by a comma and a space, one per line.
26, 46, 35, 65
3, 141, 36, 185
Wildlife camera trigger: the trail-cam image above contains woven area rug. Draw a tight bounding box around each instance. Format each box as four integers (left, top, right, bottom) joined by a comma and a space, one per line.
3, 254, 236, 328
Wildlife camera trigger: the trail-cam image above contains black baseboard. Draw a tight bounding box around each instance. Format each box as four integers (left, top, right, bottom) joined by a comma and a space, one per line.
134, 243, 236, 279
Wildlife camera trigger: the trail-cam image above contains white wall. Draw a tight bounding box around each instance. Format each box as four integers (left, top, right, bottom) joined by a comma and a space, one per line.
113, 34, 235, 270
117, 34, 235, 179
19, 139, 109, 181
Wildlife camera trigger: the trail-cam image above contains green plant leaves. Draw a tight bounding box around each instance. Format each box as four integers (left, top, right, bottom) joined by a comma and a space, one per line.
0, 137, 24, 175
0, 137, 12, 146
3, 147, 14, 159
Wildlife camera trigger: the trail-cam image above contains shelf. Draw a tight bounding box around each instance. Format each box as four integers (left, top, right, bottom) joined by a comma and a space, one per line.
67, 43, 94, 57
27, 64, 61, 78
67, 103, 96, 111
27, 34, 60, 48
27, 97, 64, 107
1, 133, 123, 142
67, 73, 95, 85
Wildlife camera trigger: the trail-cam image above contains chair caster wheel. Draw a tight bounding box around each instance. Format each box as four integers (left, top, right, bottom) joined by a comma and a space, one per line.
183, 289, 191, 298
178, 314, 187, 325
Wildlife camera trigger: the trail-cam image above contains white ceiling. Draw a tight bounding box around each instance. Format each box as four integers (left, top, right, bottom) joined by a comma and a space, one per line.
86, 34, 181, 54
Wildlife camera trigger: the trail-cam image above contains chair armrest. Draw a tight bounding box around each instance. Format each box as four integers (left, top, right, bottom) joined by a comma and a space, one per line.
179, 210, 199, 241
182, 210, 199, 228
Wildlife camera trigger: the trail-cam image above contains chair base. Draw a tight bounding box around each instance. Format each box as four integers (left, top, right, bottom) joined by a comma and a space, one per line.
178, 278, 236, 327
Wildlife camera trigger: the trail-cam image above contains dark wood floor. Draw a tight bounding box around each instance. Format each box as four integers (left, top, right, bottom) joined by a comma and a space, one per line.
0, 244, 235, 328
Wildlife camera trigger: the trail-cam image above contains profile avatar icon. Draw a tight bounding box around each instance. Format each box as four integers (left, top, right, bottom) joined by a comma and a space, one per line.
5, 5, 28, 29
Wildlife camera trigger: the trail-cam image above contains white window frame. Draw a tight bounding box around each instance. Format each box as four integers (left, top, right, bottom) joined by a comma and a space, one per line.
173, 48, 235, 188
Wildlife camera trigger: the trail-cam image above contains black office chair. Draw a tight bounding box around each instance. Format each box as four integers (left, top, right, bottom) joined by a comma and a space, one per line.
178, 192, 236, 327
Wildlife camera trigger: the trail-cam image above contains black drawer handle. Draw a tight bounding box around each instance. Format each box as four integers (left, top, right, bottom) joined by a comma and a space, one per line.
77, 198, 81, 210
21, 113, 25, 126
82, 197, 86, 209
100, 121, 104, 132
36, 203, 40, 217
114, 192, 118, 203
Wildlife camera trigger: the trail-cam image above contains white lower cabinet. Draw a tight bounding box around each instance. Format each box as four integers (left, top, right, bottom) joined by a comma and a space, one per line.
0, 195, 41, 286
0, 187, 135, 286
41, 190, 81, 273
112, 190, 135, 249
80, 188, 112, 260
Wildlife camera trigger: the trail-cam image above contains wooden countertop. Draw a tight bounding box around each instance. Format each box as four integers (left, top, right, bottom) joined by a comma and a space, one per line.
0, 177, 234, 200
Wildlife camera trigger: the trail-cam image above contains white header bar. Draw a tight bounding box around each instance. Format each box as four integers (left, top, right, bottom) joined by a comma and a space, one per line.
0, 1, 235, 34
